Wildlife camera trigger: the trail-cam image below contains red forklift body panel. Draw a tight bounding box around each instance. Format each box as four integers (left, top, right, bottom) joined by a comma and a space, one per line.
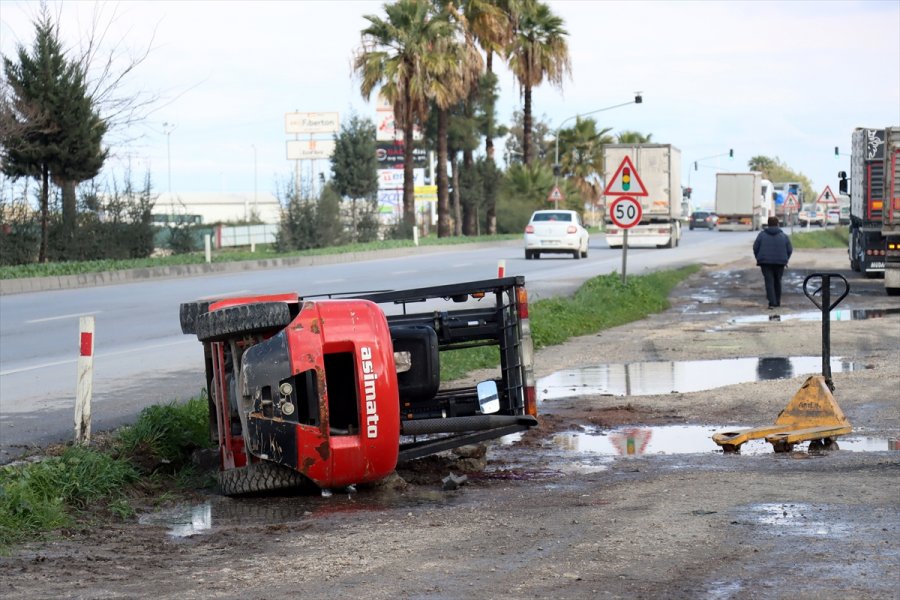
285, 300, 400, 488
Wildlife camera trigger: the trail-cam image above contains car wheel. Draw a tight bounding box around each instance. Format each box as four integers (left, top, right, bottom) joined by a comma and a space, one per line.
572, 249, 580, 259
581, 248, 588, 258
689, 225, 694, 231
524, 250, 531, 260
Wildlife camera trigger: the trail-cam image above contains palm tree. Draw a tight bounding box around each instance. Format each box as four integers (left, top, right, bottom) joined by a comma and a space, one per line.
354, 0, 455, 229
616, 130, 653, 144
507, 0, 570, 166
428, 26, 483, 237
558, 117, 614, 206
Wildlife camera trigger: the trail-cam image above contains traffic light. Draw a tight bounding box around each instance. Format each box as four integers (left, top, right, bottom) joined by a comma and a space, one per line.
694, 161, 698, 171
684, 187, 692, 199
834, 146, 839, 158
553, 164, 561, 177
622, 167, 631, 191
728, 148, 734, 159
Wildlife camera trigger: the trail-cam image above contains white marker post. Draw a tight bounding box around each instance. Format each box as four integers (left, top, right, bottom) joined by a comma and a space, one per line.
74, 316, 95, 444
204, 234, 212, 263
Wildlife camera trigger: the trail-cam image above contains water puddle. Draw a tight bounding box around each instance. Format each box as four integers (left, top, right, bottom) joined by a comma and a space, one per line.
137, 486, 459, 539
730, 307, 900, 325
549, 425, 897, 457
751, 503, 850, 537
537, 356, 860, 400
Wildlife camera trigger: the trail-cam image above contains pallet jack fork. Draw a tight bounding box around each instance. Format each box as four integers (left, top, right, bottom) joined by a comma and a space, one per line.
713, 273, 853, 453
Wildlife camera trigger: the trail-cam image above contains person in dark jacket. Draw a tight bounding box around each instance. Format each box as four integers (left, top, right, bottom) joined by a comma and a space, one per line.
753, 216, 793, 308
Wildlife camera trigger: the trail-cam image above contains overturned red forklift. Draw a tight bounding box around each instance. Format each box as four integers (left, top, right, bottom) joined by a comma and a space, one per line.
180, 277, 537, 495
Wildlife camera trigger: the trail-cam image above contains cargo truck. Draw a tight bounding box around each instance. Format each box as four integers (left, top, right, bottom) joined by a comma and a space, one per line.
839, 127, 887, 276
880, 126, 900, 295
180, 277, 538, 495
715, 172, 774, 231
773, 181, 803, 226
603, 144, 682, 249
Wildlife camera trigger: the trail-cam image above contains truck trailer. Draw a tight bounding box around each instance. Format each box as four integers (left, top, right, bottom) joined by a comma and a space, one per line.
840, 127, 887, 276
180, 277, 537, 495
881, 126, 900, 295
715, 172, 773, 231
603, 144, 682, 249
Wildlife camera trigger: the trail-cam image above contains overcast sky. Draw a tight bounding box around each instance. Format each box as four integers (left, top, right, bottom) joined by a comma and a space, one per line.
2, 0, 898, 207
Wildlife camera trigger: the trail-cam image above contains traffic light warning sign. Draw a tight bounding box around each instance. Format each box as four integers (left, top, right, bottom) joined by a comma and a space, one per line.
784, 193, 799, 211
817, 185, 838, 205
603, 155, 648, 197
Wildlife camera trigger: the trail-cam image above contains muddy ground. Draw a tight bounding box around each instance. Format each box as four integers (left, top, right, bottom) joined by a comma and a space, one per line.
2, 248, 898, 600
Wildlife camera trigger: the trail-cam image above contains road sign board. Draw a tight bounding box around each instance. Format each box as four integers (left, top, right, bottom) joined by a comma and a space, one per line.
784, 193, 799, 210
286, 139, 336, 160
603, 155, 648, 197
547, 185, 564, 202
817, 185, 838, 204
609, 196, 643, 229
285, 112, 340, 134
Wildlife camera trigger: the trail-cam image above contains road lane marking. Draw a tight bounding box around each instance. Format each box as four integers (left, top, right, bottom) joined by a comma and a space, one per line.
26, 311, 102, 324
391, 270, 417, 275
0, 339, 195, 376
316, 279, 346, 284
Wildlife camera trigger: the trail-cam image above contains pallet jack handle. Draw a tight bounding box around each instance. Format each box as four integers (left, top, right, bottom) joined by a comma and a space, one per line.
802, 273, 849, 389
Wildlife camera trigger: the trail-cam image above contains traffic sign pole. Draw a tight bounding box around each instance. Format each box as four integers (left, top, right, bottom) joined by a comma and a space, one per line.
608, 196, 643, 284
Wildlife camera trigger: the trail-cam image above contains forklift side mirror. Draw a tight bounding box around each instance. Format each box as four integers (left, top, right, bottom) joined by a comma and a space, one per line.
477, 381, 500, 414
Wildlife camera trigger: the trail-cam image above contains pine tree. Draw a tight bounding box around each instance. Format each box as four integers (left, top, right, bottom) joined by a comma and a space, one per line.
1, 8, 107, 261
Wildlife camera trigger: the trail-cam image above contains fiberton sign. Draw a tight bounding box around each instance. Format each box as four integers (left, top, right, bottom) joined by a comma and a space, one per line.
285, 112, 340, 135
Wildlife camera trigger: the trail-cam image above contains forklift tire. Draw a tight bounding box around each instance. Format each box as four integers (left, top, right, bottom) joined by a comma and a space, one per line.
219, 460, 310, 496
196, 302, 292, 342
180, 300, 217, 335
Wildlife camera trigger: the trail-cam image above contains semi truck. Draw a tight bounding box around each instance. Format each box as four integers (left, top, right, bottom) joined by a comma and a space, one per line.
180, 277, 538, 495
602, 144, 682, 249
715, 172, 774, 231
881, 126, 900, 295
773, 181, 803, 226
839, 127, 887, 276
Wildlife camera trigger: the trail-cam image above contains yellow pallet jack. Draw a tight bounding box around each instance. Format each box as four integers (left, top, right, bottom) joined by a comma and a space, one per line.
713, 273, 852, 453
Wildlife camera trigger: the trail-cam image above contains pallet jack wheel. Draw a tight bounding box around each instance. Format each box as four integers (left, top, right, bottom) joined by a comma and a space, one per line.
822, 437, 839, 451
721, 444, 742, 454
772, 440, 793, 453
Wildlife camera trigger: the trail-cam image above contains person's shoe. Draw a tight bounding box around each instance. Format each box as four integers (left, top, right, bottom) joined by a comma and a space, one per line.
768, 305, 776, 309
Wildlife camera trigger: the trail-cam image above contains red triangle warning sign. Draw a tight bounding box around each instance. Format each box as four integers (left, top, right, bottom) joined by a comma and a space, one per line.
784, 193, 799, 210
603, 155, 648, 197
547, 185, 565, 202
816, 185, 837, 204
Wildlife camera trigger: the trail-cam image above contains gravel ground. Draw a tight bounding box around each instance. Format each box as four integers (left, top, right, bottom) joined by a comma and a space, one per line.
2, 248, 898, 600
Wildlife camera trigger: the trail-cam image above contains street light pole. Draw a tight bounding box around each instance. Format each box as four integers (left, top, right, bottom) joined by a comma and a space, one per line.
162, 122, 176, 194
553, 92, 642, 209
252, 144, 258, 217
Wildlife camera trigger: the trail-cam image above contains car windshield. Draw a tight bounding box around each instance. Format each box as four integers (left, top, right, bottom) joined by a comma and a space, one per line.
532, 212, 572, 222
692, 212, 710, 219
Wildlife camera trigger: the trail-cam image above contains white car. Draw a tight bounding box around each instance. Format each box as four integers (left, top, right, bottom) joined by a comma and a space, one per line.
524, 209, 590, 259
826, 209, 840, 225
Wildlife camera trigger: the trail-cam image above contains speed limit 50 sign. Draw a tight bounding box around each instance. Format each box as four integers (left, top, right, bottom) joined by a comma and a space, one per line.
609, 196, 643, 229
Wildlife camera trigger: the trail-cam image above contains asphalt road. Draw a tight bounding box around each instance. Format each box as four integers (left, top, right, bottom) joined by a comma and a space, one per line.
0, 229, 757, 460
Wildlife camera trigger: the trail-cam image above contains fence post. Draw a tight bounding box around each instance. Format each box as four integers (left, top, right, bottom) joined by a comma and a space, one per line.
74, 316, 94, 444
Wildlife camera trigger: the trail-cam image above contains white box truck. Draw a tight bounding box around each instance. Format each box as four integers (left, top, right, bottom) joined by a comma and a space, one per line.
603, 144, 682, 248
715, 172, 773, 231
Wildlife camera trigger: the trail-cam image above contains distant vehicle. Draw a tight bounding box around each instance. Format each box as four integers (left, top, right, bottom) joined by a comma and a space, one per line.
689, 211, 717, 230
524, 210, 590, 259
798, 204, 826, 227
602, 144, 682, 249
715, 172, 773, 231
826, 209, 841, 225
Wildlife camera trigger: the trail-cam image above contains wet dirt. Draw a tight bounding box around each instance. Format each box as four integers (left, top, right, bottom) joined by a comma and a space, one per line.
1, 248, 898, 600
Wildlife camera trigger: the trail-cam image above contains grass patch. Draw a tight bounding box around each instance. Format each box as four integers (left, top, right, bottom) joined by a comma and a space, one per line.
440, 265, 701, 380
0, 234, 520, 280
789, 226, 849, 248
0, 396, 214, 551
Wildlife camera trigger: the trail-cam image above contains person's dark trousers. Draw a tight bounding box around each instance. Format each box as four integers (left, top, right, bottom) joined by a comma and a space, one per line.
760, 264, 785, 307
